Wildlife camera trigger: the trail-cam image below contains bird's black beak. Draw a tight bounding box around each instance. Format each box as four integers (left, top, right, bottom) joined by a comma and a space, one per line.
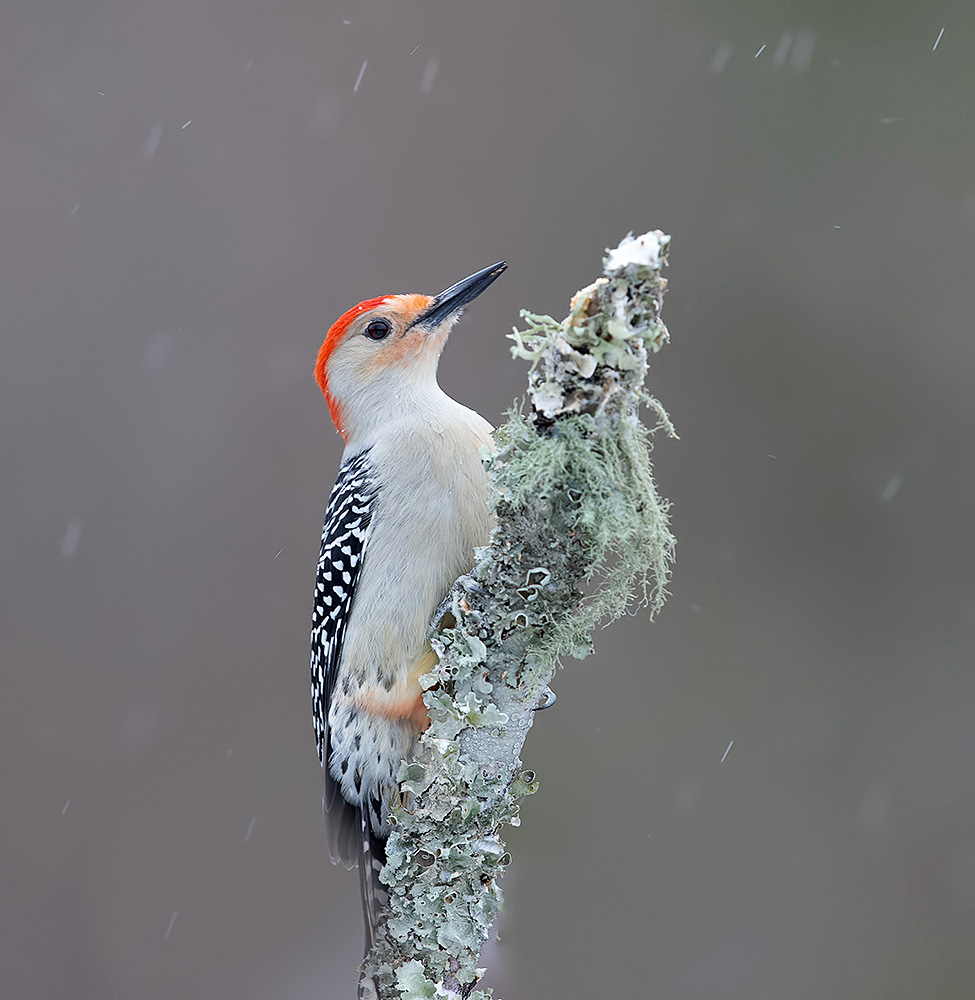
414, 261, 507, 330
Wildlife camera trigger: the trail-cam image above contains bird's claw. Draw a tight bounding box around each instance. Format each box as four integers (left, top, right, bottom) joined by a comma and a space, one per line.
532, 687, 557, 711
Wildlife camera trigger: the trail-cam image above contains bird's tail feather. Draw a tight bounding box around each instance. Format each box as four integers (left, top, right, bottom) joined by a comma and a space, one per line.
322, 768, 389, 950
356, 800, 388, 1000
323, 761, 359, 868
357, 797, 389, 954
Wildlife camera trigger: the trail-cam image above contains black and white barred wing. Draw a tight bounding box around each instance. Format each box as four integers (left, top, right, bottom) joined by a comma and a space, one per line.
310, 448, 378, 798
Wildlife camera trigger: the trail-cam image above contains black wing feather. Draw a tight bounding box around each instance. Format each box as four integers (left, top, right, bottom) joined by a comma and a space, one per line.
309, 448, 379, 865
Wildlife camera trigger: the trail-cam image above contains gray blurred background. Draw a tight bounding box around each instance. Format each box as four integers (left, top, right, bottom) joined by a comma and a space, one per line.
3, 1, 975, 997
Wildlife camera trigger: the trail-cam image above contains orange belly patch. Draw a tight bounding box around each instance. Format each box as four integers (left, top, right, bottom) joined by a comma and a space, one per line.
353, 646, 437, 732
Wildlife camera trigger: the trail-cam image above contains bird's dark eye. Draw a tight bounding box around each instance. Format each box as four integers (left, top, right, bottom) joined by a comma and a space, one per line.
364, 318, 391, 341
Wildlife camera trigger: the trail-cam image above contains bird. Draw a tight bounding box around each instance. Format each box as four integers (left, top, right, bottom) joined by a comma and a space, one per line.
309, 261, 507, 963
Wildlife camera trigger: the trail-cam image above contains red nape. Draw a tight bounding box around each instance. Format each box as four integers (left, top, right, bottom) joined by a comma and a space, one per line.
315, 296, 391, 437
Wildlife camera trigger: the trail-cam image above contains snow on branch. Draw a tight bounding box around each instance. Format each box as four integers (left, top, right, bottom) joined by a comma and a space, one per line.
361, 230, 677, 999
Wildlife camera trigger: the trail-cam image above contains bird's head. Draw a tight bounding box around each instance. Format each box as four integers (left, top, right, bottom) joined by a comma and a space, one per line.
316, 261, 506, 441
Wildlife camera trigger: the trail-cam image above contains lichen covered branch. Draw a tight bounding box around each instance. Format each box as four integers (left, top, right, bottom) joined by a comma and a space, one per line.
364, 231, 676, 999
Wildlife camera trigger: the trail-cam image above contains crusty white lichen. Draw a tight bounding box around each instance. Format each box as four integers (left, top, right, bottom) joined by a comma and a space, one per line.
362, 231, 676, 1000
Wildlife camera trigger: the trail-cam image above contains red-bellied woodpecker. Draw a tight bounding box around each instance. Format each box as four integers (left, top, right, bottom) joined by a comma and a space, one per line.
310, 261, 507, 960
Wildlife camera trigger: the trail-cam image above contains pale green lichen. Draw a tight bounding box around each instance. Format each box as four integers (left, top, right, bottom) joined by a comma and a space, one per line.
490, 406, 673, 674
394, 960, 433, 998
507, 310, 557, 366
360, 231, 676, 1000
